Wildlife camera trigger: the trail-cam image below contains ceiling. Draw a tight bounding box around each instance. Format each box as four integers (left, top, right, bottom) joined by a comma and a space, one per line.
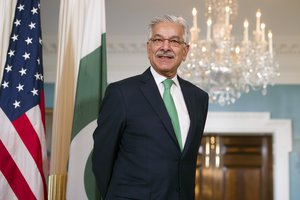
41, 0, 300, 83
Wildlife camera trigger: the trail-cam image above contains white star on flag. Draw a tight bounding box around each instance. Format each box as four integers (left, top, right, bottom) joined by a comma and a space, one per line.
5, 65, 13, 73
8, 50, 15, 57
16, 84, 24, 92
25, 37, 33, 45
17, 4, 25, 12
28, 22, 36, 29
19, 68, 27, 76
2, 81, 9, 89
11, 34, 19, 42
31, 7, 38, 15
14, 19, 21, 27
13, 100, 21, 108
34, 72, 41, 80
22, 52, 30, 60
31, 88, 38, 96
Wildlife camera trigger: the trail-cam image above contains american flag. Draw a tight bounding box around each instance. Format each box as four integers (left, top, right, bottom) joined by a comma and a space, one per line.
0, 0, 47, 199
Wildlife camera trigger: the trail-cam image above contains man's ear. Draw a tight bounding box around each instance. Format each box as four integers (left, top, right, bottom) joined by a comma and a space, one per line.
182, 44, 190, 61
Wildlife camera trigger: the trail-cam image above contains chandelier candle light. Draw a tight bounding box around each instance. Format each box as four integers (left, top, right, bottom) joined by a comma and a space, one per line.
179, 0, 279, 106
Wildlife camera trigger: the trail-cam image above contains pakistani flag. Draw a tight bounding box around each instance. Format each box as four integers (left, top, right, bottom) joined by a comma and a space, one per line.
57, 0, 107, 199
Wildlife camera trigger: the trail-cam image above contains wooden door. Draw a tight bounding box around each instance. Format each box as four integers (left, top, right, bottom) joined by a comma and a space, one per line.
195, 135, 273, 200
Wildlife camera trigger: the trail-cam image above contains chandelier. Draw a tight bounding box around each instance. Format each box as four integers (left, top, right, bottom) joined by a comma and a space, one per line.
179, 0, 280, 106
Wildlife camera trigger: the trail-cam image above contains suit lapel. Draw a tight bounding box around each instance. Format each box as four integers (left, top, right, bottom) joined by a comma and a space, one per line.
139, 68, 180, 148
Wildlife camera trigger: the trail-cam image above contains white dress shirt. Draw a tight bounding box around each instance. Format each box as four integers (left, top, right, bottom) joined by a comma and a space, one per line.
150, 67, 190, 148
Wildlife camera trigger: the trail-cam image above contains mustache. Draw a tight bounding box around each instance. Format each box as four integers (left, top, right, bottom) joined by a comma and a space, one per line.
156, 51, 175, 58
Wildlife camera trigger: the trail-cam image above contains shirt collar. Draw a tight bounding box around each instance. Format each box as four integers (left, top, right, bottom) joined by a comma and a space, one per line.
150, 66, 179, 86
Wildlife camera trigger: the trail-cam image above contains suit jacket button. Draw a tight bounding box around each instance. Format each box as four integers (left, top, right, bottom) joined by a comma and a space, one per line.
176, 187, 181, 192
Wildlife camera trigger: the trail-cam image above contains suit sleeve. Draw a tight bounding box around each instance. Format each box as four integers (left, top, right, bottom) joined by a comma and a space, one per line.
92, 83, 126, 198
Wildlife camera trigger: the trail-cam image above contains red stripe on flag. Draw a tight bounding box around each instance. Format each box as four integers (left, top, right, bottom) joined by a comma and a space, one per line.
0, 140, 36, 200
12, 114, 47, 198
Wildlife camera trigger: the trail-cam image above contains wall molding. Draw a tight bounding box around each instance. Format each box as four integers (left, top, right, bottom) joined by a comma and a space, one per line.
42, 36, 300, 55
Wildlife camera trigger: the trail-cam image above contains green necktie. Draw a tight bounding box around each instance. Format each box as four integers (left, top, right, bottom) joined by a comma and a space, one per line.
162, 79, 183, 150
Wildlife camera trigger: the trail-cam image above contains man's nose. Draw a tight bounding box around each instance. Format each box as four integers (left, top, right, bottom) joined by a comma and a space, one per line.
161, 39, 171, 50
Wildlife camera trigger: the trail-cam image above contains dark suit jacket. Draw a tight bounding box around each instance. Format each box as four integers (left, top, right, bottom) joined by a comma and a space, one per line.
92, 68, 209, 200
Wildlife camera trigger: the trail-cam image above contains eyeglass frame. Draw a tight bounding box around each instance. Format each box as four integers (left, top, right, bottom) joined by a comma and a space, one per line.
148, 36, 187, 47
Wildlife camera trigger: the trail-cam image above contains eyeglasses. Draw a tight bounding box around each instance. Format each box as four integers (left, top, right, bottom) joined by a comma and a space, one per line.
149, 37, 186, 47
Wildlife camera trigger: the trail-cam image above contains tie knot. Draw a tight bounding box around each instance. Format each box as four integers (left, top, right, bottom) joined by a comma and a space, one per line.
163, 79, 173, 90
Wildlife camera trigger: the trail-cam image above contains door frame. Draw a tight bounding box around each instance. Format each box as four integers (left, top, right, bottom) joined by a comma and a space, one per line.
204, 112, 292, 200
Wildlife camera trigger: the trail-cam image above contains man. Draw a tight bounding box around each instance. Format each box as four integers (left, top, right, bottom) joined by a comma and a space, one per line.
92, 15, 209, 200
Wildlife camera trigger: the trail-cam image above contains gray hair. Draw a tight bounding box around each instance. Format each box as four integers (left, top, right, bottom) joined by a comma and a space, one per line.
148, 15, 189, 42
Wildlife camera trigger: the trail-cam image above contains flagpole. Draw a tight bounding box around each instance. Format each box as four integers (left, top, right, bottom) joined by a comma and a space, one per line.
48, 174, 67, 200
48, 51, 75, 199
48, 0, 76, 198
48, 65, 75, 199
48, 92, 74, 200
48, 38, 76, 200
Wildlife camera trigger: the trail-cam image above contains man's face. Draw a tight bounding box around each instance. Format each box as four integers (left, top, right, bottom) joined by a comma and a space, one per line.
147, 22, 189, 78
